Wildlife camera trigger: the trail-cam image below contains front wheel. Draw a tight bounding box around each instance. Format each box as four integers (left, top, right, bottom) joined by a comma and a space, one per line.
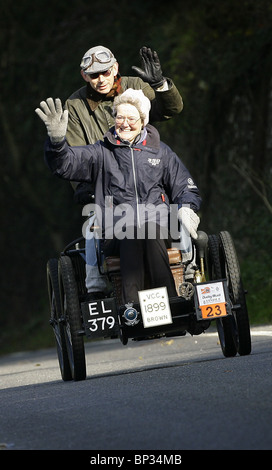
207, 235, 237, 357
218, 231, 251, 356
58, 255, 86, 381
47, 258, 72, 381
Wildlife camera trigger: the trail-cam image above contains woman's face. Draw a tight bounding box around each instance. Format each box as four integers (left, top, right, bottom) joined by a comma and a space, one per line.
115, 103, 143, 143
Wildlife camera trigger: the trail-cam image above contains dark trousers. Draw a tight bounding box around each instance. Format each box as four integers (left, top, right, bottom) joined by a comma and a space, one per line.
103, 224, 176, 304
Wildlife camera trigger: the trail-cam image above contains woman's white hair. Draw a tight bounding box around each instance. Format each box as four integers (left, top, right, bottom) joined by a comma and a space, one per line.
113, 88, 151, 126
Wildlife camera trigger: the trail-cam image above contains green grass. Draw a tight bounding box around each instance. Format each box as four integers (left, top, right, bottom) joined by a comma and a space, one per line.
241, 257, 272, 325
0, 314, 55, 357
246, 285, 272, 325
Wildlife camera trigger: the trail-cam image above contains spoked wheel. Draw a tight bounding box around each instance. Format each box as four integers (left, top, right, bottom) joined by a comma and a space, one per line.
58, 255, 86, 381
207, 235, 237, 357
218, 231, 251, 356
47, 258, 72, 381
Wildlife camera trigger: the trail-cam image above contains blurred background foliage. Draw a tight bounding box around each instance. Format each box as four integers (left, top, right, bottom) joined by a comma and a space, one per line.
0, 0, 271, 354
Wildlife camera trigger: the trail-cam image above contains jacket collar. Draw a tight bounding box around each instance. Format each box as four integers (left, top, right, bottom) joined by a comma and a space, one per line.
104, 124, 161, 150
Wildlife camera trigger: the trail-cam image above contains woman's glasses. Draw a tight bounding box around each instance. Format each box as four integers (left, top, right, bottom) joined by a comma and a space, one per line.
115, 115, 141, 125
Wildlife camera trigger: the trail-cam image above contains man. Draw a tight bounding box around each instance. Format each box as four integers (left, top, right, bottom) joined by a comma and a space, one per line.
64, 45, 183, 298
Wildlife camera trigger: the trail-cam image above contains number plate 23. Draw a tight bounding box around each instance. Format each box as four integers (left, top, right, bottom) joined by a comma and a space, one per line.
195, 281, 229, 320
200, 302, 227, 319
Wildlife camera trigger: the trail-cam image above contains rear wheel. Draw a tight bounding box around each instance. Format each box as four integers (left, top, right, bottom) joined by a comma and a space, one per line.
207, 235, 237, 357
58, 255, 86, 381
218, 231, 251, 356
47, 258, 72, 381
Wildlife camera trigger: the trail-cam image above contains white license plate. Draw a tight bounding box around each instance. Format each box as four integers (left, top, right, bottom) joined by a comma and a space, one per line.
138, 286, 172, 328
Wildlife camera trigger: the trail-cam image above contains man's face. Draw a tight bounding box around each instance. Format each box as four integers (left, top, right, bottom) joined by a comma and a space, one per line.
81, 62, 119, 94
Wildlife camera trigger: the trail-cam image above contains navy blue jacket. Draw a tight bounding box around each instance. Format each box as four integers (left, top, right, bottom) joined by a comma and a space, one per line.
45, 124, 201, 237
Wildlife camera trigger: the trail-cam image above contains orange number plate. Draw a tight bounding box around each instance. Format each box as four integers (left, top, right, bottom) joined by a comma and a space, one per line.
200, 302, 227, 319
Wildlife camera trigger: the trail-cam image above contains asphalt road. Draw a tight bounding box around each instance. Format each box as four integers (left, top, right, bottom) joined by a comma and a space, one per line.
0, 325, 272, 454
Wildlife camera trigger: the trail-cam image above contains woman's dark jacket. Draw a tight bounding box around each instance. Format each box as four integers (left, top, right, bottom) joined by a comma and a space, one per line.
45, 124, 201, 237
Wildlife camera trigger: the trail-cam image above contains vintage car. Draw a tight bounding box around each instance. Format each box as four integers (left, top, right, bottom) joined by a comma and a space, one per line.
47, 230, 251, 381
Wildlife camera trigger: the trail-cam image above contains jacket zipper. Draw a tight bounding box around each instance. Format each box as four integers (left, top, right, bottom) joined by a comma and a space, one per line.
130, 147, 141, 228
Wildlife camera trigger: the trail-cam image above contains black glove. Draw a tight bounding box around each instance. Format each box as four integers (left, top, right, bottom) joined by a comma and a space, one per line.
132, 46, 165, 89
73, 182, 94, 205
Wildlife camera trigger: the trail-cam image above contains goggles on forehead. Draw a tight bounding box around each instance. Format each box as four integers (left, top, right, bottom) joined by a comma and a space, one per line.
80, 50, 114, 71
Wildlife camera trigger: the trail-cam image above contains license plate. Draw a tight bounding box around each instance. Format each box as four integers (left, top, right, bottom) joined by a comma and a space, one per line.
138, 286, 172, 328
195, 281, 228, 320
81, 298, 118, 337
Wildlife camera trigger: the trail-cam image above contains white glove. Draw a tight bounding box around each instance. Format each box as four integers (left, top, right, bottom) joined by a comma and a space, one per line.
35, 97, 68, 143
178, 206, 200, 240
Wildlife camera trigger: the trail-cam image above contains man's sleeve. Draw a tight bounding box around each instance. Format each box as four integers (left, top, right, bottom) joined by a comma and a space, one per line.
64, 99, 88, 146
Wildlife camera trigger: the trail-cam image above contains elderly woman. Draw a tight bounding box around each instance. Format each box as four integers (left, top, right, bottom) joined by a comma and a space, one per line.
36, 89, 201, 304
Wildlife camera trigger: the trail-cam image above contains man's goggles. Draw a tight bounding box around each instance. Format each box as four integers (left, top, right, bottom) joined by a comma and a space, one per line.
81, 50, 114, 71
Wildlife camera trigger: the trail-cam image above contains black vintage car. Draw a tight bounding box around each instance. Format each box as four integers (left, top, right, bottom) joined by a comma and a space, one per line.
47, 230, 251, 381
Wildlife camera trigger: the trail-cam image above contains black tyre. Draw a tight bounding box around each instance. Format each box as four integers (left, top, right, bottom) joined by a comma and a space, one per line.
58, 255, 86, 381
218, 231, 251, 356
207, 235, 237, 357
47, 259, 73, 381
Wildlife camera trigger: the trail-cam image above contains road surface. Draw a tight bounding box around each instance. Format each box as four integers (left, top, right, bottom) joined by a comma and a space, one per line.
0, 325, 271, 453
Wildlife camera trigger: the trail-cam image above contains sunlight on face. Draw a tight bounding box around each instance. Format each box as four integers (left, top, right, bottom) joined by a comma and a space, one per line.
82, 62, 119, 94
115, 103, 143, 142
